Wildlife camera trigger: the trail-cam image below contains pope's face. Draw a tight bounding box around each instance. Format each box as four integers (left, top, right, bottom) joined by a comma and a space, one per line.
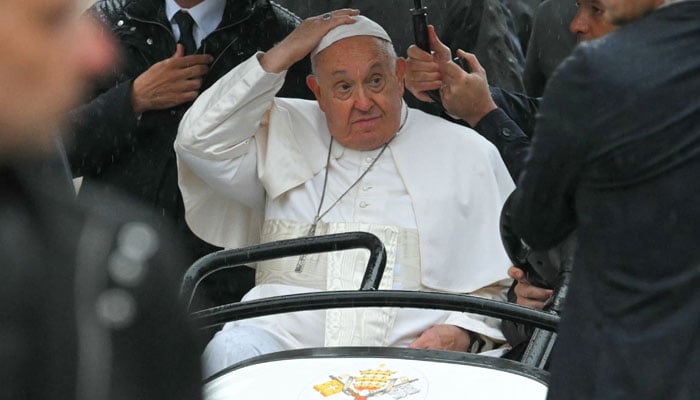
598, 0, 663, 25
570, 0, 617, 42
307, 36, 406, 151
0, 0, 115, 157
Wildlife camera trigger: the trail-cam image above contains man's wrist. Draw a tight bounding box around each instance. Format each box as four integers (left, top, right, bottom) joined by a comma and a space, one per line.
130, 78, 147, 114
466, 101, 497, 127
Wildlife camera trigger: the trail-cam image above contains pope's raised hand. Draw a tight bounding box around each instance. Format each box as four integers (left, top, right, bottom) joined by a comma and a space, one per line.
259, 9, 360, 73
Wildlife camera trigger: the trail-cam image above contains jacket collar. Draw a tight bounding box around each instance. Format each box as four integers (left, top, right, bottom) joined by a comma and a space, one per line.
123, 0, 255, 28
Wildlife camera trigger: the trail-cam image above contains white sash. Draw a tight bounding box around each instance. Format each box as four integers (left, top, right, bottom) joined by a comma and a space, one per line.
258, 219, 420, 346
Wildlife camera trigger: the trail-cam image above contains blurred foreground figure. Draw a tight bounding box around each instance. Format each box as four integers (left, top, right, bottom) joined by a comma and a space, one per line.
508, 0, 700, 397
0, 1, 202, 399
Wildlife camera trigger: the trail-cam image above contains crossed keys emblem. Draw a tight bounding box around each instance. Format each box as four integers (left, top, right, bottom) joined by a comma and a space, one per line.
313, 364, 420, 399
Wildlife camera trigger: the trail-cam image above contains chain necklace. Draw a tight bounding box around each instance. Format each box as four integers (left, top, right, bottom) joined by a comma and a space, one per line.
294, 136, 394, 272
293, 104, 408, 272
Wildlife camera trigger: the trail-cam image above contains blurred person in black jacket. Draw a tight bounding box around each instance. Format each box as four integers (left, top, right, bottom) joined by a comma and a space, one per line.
0, 1, 202, 399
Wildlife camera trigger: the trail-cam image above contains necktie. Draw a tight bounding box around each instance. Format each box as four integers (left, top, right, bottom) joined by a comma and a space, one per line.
173, 10, 196, 55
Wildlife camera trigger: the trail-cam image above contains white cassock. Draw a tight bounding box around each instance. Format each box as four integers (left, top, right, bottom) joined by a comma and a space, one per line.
175, 53, 515, 378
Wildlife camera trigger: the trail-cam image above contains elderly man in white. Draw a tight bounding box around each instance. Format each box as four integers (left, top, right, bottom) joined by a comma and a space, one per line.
175, 9, 514, 378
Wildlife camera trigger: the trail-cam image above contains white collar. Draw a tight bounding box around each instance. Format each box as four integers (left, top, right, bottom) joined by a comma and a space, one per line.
165, 0, 226, 42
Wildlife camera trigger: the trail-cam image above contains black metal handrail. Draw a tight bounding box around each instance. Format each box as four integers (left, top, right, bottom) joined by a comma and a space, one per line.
190, 290, 559, 332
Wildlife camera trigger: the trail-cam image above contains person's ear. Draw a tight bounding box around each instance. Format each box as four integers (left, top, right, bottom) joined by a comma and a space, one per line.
306, 75, 321, 99
306, 74, 326, 111
395, 58, 407, 96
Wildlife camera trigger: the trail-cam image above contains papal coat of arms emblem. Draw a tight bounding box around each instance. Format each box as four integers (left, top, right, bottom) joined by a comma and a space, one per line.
311, 363, 423, 399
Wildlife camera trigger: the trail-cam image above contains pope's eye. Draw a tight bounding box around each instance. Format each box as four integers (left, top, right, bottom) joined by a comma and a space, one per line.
368, 75, 385, 90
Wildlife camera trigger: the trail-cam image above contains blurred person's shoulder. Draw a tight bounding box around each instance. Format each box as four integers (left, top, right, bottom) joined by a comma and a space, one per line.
3, 162, 202, 400
75, 183, 192, 274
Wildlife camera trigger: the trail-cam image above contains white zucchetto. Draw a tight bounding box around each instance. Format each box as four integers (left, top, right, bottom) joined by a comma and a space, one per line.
311, 15, 392, 58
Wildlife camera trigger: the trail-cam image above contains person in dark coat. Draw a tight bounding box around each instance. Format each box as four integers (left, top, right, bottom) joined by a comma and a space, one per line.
500, 0, 540, 55
68, 0, 311, 265
522, 0, 577, 97
404, 3, 616, 357
509, 0, 700, 397
68, 0, 313, 305
0, 1, 202, 398
405, 0, 617, 178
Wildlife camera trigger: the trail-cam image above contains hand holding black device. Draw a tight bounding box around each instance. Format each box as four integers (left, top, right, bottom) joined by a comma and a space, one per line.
410, 0, 470, 108
410, 0, 443, 105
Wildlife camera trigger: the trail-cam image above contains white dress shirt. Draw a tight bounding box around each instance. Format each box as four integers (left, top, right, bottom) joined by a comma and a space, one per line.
165, 0, 225, 48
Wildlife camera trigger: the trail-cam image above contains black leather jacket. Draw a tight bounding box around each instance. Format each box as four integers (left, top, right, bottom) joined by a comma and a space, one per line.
68, 0, 311, 261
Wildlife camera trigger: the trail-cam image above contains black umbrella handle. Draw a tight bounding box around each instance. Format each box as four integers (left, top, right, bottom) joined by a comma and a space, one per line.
410, 1, 443, 106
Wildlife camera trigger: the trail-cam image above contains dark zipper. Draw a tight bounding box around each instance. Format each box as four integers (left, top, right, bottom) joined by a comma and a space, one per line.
124, 10, 177, 49
124, 7, 256, 74
205, 9, 255, 70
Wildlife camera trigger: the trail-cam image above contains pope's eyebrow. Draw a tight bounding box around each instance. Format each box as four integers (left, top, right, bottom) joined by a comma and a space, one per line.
330, 62, 383, 77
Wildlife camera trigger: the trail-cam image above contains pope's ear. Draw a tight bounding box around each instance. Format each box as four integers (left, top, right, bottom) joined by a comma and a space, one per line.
307, 75, 321, 100
307, 75, 325, 111
395, 57, 407, 96
395, 57, 407, 80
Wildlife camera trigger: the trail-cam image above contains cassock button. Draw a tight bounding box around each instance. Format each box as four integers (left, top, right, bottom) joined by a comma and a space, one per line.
362, 185, 372, 191
359, 201, 369, 208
